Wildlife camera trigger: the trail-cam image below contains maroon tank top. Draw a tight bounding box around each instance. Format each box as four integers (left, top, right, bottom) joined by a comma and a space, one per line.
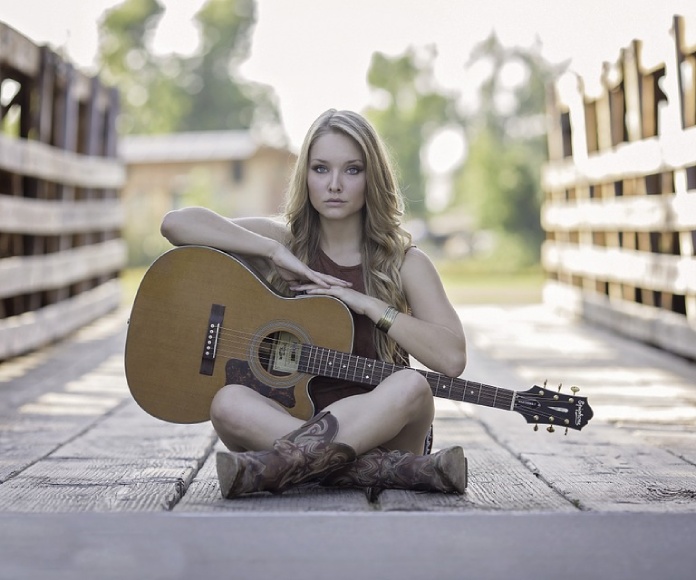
307, 250, 377, 410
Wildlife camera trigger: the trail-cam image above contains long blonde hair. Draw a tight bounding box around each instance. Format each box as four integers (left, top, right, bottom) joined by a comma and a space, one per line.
276, 109, 412, 363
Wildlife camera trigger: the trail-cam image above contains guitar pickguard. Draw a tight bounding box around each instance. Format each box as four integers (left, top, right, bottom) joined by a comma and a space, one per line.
225, 359, 297, 409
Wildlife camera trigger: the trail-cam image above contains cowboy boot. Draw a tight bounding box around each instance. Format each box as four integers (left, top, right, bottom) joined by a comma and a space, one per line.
216, 410, 356, 498
321, 445, 467, 494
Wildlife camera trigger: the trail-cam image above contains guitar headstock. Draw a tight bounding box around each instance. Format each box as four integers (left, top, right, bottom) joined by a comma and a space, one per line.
513, 382, 593, 432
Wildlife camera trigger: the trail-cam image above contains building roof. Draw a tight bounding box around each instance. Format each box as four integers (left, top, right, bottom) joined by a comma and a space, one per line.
118, 130, 280, 164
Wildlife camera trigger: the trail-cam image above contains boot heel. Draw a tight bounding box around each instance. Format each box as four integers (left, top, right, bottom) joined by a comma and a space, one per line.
216, 451, 241, 498
438, 446, 468, 493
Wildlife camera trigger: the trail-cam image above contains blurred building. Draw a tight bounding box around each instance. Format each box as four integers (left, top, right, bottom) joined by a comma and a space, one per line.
119, 131, 296, 265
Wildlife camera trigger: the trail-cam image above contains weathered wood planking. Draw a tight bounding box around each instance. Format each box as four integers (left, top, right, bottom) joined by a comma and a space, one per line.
460, 304, 696, 513
0, 240, 126, 298
0, 280, 122, 359
0, 196, 123, 235
542, 243, 696, 294
542, 14, 696, 356
1, 303, 694, 513
378, 416, 578, 513
0, 20, 124, 360
0, 134, 125, 190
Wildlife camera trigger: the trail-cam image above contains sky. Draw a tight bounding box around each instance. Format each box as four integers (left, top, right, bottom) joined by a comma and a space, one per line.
1, 0, 694, 149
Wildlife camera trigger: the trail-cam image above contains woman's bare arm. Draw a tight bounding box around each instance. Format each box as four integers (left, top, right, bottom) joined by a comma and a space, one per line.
160, 206, 350, 288
295, 247, 466, 377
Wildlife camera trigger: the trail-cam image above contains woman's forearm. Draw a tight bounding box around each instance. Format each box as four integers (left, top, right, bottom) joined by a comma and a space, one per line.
160, 207, 280, 258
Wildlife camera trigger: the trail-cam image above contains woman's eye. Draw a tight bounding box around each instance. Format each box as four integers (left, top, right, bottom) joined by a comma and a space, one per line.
346, 166, 362, 175
312, 165, 328, 173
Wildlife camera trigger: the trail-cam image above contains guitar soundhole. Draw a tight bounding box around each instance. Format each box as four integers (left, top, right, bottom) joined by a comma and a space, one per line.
258, 331, 301, 377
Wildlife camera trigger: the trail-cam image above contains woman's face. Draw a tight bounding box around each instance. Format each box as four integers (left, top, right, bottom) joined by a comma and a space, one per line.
307, 131, 366, 222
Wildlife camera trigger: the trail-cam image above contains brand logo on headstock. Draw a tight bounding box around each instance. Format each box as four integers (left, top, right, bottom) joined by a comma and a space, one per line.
574, 399, 585, 426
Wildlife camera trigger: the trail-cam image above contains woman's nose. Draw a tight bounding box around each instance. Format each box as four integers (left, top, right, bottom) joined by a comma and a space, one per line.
329, 172, 342, 192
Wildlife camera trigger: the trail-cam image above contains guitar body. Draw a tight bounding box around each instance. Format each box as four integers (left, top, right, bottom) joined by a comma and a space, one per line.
125, 246, 354, 423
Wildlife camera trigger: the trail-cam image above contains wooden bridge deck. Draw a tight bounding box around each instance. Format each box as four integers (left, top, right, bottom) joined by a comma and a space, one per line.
1, 302, 694, 515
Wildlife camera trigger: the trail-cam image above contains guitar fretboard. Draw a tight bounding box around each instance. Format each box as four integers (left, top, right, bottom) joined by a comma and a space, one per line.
299, 344, 515, 411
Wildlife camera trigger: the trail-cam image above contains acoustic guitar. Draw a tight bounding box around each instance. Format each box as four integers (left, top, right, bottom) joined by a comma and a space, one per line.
125, 246, 593, 431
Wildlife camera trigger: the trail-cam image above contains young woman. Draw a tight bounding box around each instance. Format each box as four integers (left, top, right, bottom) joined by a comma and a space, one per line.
160, 109, 468, 497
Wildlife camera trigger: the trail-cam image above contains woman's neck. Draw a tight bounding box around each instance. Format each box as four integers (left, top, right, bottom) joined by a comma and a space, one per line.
318, 216, 363, 267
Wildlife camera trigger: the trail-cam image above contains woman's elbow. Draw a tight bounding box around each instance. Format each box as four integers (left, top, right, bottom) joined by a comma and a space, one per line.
443, 342, 467, 378
160, 208, 194, 245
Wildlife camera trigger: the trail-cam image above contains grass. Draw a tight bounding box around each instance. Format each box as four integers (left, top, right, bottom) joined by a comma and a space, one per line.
436, 258, 544, 305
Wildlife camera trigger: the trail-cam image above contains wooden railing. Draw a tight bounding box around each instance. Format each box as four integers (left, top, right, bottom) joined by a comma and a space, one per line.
0, 22, 126, 360
542, 15, 696, 359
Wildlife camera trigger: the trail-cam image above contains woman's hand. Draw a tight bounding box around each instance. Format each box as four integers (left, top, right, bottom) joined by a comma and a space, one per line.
290, 282, 376, 317
270, 244, 351, 290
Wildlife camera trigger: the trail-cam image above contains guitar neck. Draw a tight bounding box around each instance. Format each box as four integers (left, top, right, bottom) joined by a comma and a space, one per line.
299, 344, 515, 412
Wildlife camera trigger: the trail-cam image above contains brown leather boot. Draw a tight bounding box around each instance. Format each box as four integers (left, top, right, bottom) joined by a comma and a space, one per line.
216, 411, 356, 498
321, 445, 467, 494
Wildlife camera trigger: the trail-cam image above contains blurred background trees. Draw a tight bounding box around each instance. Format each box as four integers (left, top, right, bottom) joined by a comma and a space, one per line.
364, 47, 461, 219
98, 0, 564, 270
98, 0, 284, 142
451, 33, 563, 266
364, 34, 563, 266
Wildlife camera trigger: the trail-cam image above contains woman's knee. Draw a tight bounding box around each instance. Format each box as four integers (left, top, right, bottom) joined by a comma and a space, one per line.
392, 369, 434, 414
210, 384, 252, 433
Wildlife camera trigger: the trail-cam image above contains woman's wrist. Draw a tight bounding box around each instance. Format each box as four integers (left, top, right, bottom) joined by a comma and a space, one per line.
376, 305, 399, 333
265, 238, 284, 261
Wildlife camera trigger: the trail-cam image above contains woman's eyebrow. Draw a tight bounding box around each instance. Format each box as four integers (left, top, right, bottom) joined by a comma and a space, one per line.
310, 157, 364, 164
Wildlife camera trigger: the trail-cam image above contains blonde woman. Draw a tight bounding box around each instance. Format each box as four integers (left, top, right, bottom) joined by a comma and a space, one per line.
160, 109, 468, 497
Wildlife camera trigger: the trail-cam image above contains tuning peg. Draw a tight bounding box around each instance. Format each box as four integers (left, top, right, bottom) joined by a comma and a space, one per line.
557, 383, 562, 392
571, 386, 579, 395
547, 425, 555, 433
564, 428, 568, 436
533, 424, 539, 432
543, 379, 548, 388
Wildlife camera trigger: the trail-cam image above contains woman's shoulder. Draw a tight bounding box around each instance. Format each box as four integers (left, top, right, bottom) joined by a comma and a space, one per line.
402, 245, 432, 267
400, 245, 442, 285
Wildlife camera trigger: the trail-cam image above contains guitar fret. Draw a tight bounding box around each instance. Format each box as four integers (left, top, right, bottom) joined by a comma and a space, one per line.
338, 353, 350, 377
299, 342, 525, 415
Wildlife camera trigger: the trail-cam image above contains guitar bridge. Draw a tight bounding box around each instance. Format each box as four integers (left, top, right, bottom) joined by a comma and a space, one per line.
200, 304, 225, 376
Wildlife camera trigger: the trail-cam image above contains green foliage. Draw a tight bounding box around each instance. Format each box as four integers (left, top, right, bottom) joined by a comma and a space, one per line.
452, 33, 565, 262
98, 0, 188, 133
97, 0, 283, 137
364, 47, 460, 218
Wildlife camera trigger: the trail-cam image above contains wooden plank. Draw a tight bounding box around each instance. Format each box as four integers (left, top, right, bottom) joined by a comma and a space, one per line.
0, 458, 201, 512
0, 239, 126, 298
458, 304, 696, 513
0, 22, 40, 77
542, 126, 696, 190
378, 417, 577, 512
517, 425, 696, 512
0, 196, 124, 235
544, 280, 696, 359
542, 241, 696, 294
542, 193, 696, 232
0, 134, 125, 189
0, 279, 122, 359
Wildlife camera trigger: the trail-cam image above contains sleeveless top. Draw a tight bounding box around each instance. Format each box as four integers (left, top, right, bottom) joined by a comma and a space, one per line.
307, 250, 378, 410
307, 248, 433, 454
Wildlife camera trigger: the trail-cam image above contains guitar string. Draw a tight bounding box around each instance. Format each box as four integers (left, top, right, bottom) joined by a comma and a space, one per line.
211, 326, 507, 402
211, 327, 565, 418
196, 325, 569, 423
212, 327, 570, 420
